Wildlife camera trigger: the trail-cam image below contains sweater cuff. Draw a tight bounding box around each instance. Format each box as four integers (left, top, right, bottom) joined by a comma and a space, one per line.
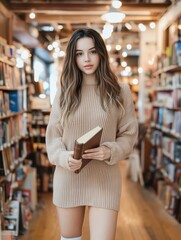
57, 151, 73, 170
101, 142, 115, 165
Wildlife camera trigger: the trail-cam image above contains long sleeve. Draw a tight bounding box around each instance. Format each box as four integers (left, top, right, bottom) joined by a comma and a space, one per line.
46, 89, 72, 169
102, 83, 138, 165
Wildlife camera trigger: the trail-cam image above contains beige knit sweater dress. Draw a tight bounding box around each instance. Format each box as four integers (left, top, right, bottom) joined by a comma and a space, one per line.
46, 81, 138, 211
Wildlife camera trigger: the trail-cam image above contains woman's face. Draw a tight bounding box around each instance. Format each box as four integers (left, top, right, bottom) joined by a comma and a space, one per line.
75, 37, 100, 76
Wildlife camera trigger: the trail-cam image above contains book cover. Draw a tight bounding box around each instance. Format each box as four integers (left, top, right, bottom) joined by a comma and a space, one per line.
3, 200, 20, 236
0, 61, 5, 86
9, 91, 19, 112
172, 41, 181, 65
73, 126, 103, 174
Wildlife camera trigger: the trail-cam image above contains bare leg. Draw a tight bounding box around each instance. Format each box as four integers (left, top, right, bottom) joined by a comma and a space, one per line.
89, 206, 118, 240
57, 206, 85, 238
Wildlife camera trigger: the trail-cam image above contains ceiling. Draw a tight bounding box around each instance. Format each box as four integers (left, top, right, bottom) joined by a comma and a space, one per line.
2, 0, 173, 57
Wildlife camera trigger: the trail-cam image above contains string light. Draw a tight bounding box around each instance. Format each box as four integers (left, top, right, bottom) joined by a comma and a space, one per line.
149, 22, 156, 29
29, 9, 36, 19
122, 51, 128, 57
115, 44, 122, 51
138, 23, 147, 32
126, 44, 132, 50
121, 61, 127, 67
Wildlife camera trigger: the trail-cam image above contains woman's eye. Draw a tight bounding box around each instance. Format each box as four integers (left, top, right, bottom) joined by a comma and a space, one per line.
90, 50, 97, 54
76, 52, 82, 56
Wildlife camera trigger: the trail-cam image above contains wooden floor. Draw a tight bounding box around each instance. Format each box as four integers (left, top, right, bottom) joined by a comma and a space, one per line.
19, 161, 181, 240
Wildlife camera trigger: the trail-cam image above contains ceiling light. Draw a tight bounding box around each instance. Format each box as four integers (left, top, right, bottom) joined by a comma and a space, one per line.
112, 0, 122, 9
101, 6, 125, 24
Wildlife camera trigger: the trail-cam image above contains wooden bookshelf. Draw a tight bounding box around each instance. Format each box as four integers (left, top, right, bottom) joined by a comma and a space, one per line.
155, 65, 181, 75
0, 40, 36, 237
27, 109, 54, 193
148, 61, 181, 222
144, 13, 181, 223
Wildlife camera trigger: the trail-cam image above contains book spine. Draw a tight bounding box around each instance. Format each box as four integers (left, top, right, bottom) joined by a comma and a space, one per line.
73, 141, 83, 174
73, 141, 83, 160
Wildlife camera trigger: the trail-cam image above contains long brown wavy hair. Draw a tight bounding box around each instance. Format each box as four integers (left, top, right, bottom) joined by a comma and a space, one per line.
60, 28, 123, 125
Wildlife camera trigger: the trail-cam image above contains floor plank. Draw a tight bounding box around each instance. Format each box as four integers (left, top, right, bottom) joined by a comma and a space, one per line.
19, 161, 181, 240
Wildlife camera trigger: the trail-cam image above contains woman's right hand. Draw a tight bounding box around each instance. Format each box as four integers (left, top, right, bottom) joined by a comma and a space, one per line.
68, 154, 82, 172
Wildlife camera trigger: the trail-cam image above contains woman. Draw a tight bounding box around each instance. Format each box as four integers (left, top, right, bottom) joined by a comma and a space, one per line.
46, 28, 138, 240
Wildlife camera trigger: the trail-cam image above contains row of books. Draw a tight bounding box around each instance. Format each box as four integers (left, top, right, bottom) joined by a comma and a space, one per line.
35, 147, 50, 167
0, 61, 26, 88
150, 129, 162, 146
161, 158, 181, 184
0, 167, 37, 237
0, 89, 27, 116
154, 89, 181, 108
172, 41, 181, 66
29, 126, 46, 137
33, 136, 46, 144
0, 114, 28, 146
156, 41, 181, 70
37, 171, 53, 192
157, 73, 181, 88
147, 166, 181, 223
162, 137, 181, 163
0, 37, 16, 59
151, 109, 181, 136
150, 131, 181, 163
27, 111, 50, 125
27, 147, 53, 192
0, 140, 29, 177
157, 180, 181, 221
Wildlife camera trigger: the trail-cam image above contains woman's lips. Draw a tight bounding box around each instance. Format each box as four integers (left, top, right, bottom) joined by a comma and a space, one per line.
84, 65, 93, 69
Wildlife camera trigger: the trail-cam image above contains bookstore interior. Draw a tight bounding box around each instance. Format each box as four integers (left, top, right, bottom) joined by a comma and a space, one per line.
0, 0, 181, 239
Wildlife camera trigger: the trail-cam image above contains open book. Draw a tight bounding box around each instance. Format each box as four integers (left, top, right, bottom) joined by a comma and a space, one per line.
73, 126, 103, 173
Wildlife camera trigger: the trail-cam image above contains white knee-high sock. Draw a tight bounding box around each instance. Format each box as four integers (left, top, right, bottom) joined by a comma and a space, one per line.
61, 236, 81, 240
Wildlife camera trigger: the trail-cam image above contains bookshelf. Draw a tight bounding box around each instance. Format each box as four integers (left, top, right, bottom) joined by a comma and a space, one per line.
27, 109, 54, 192
0, 39, 37, 237
147, 50, 181, 222
143, 11, 181, 222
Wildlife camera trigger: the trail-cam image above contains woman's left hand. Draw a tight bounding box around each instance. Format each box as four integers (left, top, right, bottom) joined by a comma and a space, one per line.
82, 145, 111, 161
